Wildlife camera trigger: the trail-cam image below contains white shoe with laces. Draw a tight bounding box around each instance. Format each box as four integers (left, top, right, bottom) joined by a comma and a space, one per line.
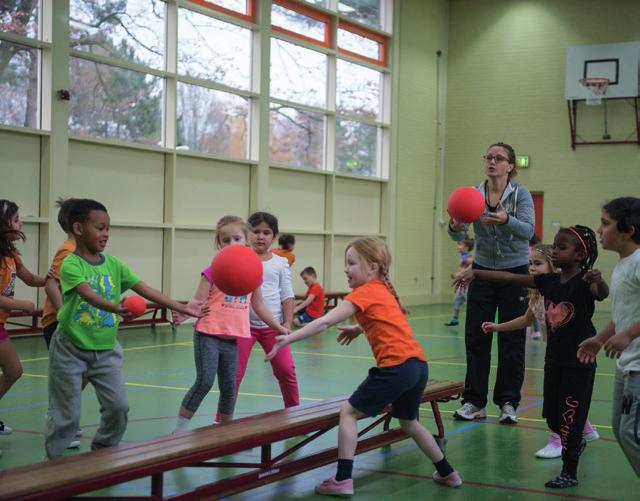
453, 402, 487, 420
0, 421, 13, 435
499, 403, 518, 424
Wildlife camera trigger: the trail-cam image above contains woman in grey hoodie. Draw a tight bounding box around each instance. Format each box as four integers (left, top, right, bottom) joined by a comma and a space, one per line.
448, 142, 535, 424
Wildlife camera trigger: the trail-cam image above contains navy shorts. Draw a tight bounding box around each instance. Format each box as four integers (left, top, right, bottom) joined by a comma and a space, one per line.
349, 358, 428, 420
296, 309, 315, 324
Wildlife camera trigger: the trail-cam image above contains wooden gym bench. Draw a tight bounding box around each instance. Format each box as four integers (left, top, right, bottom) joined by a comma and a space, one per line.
0, 379, 463, 501
6, 302, 173, 337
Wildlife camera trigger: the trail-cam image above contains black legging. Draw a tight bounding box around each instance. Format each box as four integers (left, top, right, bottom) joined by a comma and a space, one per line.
543, 364, 596, 477
462, 263, 529, 409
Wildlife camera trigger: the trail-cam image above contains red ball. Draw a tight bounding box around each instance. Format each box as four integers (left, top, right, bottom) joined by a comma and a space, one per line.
211, 245, 263, 297
447, 186, 485, 223
123, 295, 147, 317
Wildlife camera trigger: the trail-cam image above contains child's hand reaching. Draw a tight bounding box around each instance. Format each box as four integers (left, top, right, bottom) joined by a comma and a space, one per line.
185, 300, 209, 318
336, 324, 363, 345
265, 336, 289, 361
115, 303, 135, 320
583, 269, 603, 284
603, 331, 633, 359
481, 321, 497, 333
277, 325, 291, 337
452, 268, 474, 289
577, 337, 603, 364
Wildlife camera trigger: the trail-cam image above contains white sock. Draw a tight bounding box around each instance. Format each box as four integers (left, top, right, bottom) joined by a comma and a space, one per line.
174, 416, 190, 432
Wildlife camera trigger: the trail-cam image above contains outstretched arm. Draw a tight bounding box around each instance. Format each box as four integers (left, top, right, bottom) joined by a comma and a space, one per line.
294, 294, 315, 313
454, 268, 536, 289
577, 321, 615, 364
16, 261, 46, 287
265, 300, 358, 360
251, 287, 288, 334
482, 308, 534, 333
132, 281, 205, 318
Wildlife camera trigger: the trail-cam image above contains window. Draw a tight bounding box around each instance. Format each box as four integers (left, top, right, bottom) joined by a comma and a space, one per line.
336, 119, 379, 177
0, 2, 39, 38
336, 59, 381, 120
178, 7, 252, 91
338, 21, 388, 66
270, 38, 327, 108
338, 0, 382, 30
0, 41, 39, 128
270, 104, 324, 169
177, 83, 249, 158
189, 0, 255, 22
70, 0, 165, 70
69, 58, 162, 145
271, 0, 330, 47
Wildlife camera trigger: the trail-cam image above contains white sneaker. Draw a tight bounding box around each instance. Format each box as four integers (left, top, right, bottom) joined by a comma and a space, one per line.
499, 403, 518, 424
67, 439, 81, 449
583, 429, 600, 442
0, 421, 12, 435
453, 403, 486, 420
535, 443, 562, 458
75, 428, 83, 438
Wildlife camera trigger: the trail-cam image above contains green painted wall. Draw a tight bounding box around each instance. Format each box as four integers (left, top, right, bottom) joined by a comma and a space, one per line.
395, 0, 640, 304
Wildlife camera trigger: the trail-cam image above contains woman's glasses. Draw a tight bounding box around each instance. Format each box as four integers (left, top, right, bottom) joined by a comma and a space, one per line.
483, 154, 510, 163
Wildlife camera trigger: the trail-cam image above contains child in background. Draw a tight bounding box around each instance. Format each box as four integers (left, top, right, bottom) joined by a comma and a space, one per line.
293, 266, 325, 327
235, 212, 299, 409
481, 244, 599, 459
456, 225, 608, 488
172, 216, 288, 432
45, 199, 205, 459
272, 233, 296, 267
42, 198, 78, 349
444, 238, 473, 326
267, 238, 462, 496
578, 197, 640, 477
0, 200, 47, 453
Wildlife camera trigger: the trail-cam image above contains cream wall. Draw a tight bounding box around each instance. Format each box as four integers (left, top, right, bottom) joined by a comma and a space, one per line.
438, 0, 640, 301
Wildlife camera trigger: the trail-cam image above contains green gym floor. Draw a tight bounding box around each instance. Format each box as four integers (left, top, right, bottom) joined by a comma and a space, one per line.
0, 304, 635, 500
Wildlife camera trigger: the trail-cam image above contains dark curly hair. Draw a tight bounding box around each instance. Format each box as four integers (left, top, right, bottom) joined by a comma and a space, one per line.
0, 199, 25, 259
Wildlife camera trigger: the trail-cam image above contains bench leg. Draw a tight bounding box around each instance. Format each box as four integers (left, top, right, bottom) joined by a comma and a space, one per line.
261, 444, 272, 468
151, 473, 164, 499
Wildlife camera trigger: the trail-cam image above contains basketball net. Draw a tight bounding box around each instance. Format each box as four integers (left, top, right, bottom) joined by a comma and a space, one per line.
579, 77, 609, 105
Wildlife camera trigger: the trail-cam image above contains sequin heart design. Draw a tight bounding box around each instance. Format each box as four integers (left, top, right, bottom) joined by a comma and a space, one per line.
546, 301, 574, 332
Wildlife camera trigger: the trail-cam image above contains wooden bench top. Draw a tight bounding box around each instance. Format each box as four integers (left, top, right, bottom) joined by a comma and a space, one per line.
0, 379, 462, 500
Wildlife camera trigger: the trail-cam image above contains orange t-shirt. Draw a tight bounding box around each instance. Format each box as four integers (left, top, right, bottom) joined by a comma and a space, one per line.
272, 249, 295, 266
42, 239, 76, 328
305, 282, 325, 319
346, 279, 426, 368
0, 254, 23, 325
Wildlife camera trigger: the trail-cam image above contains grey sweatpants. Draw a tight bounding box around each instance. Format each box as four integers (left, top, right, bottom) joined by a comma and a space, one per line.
45, 332, 129, 459
612, 368, 640, 476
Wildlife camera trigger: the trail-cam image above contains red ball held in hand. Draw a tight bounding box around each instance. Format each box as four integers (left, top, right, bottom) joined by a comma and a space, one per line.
211, 245, 263, 297
447, 186, 485, 223
123, 295, 147, 317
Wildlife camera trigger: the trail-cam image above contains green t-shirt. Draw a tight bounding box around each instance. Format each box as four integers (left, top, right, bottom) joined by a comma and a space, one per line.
57, 253, 140, 350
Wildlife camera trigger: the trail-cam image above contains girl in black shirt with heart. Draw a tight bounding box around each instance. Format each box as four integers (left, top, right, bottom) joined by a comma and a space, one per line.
455, 225, 609, 489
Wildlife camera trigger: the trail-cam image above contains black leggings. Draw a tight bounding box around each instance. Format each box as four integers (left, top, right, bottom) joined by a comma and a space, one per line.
543, 364, 596, 478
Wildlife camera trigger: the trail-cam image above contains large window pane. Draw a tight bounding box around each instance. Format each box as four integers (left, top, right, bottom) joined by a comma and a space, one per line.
0, 40, 39, 128
177, 83, 249, 159
178, 8, 251, 91
69, 58, 162, 145
336, 119, 378, 177
270, 104, 324, 169
70, 0, 165, 69
337, 59, 380, 120
338, 0, 381, 29
0, 1, 38, 38
271, 4, 326, 43
270, 39, 326, 108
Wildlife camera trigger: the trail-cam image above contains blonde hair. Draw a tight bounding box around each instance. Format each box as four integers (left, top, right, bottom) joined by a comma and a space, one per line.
529, 243, 557, 303
214, 215, 252, 249
346, 237, 407, 314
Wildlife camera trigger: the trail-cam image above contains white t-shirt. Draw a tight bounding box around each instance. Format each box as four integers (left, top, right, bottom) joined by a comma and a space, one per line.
612, 248, 640, 372
250, 253, 294, 328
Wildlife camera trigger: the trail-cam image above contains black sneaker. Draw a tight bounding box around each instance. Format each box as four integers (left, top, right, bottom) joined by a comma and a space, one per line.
444, 318, 459, 326
545, 473, 578, 489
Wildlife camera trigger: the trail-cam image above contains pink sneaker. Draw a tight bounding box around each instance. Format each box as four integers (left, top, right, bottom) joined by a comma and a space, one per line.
433, 470, 463, 487
315, 477, 354, 497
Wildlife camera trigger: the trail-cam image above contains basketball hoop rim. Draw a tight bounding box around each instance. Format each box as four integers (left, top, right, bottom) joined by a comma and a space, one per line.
579, 77, 609, 96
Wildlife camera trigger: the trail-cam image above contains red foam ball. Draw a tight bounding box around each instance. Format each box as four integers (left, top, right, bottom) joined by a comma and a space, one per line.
211, 245, 263, 297
123, 295, 147, 317
447, 186, 485, 223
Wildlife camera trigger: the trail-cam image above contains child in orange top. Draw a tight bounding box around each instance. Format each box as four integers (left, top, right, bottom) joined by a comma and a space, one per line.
172, 216, 288, 432
293, 266, 325, 326
267, 237, 462, 496
43, 198, 78, 348
272, 233, 295, 266
0, 200, 47, 444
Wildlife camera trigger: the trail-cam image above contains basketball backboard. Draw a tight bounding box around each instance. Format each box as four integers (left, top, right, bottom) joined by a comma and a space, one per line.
565, 41, 640, 100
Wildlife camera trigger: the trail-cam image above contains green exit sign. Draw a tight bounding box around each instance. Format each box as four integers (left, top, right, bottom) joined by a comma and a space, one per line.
516, 155, 530, 168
